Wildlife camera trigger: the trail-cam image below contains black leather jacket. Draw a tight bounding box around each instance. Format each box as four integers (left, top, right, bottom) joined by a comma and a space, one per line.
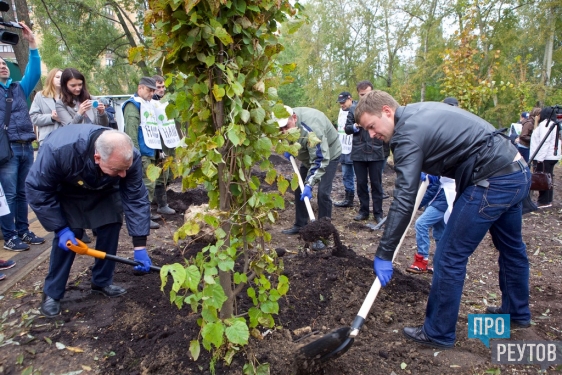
344, 103, 385, 162
376, 102, 518, 260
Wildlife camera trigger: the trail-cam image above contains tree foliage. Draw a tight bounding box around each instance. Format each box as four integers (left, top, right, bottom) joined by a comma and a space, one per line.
29, 0, 151, 94
144, 0, 302, 369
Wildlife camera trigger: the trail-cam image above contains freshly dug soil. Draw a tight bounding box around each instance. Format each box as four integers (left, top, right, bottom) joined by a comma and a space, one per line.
1, 157, 562, 375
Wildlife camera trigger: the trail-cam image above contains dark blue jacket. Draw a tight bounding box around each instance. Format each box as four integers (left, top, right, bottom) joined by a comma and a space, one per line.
25, 124, 150, 241
419, 176, 448, 212
0, 49, 41, 141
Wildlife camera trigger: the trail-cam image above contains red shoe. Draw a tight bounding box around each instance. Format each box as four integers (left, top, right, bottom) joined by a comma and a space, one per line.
407, 254, 430, 274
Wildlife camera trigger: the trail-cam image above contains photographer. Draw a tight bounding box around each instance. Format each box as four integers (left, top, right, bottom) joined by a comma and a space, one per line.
0, 22, 45, 251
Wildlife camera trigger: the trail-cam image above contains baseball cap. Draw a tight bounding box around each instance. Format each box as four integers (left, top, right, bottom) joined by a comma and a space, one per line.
139, 77, 157, 90
521, 112, 529, 119
337, 91, 352, 103
274, 105, 293, 128
443, 97, 459, 107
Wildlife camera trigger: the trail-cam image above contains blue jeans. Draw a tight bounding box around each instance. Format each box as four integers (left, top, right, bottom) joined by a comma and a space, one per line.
44, 223, 122, 300
0, 142, 34, 239
341, 163, 355, 193
423, 165, 531, 346
516, 145, 529, 163
415, 205, 445, 258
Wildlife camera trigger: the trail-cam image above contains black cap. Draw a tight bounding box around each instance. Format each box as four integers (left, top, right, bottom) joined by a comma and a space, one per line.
139, 77, 157, 90
443, 97, 459, 107
337, 91, 352, 103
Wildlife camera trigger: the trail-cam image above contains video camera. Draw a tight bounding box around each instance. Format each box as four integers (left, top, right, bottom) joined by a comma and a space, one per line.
0, 0, 23, 46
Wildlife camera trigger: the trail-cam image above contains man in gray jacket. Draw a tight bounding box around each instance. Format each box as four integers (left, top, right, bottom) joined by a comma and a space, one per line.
278, 106, 341, 250
355, 90, 531, 349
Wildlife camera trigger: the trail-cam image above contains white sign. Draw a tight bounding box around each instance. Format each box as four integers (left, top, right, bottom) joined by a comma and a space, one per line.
153, 101, 180, 148
135, 97, 162, 150
0, 182, 9, 217
337, 109, 352, 155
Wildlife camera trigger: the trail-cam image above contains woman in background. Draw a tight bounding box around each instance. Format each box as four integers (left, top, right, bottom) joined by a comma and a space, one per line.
29, 68, 62, 145
530, 107, 561, 208
56, 68, 108, 126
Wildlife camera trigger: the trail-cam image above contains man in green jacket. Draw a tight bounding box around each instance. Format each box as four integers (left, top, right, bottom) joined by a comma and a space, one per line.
122, 77, 175, 230
278, 106, 342, 250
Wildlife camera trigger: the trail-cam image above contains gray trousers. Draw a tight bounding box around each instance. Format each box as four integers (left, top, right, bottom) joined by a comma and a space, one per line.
294, 159, 339, 227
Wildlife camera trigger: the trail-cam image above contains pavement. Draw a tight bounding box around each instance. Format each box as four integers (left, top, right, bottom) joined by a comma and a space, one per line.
0, 207, 53, 296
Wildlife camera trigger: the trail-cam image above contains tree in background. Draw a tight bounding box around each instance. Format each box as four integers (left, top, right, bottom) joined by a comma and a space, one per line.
29, 0, 151, 94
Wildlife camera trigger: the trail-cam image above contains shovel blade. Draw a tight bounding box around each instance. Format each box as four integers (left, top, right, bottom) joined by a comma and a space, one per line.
297, 326, 351, 360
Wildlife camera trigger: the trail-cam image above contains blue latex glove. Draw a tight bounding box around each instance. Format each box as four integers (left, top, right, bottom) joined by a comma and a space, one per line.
420, 172, 427, 182
283, 151, 293, 161
352, 124, 360, 133
57, 227, 77, 251
300, 184, 312, 201
374, 256, 393, 287
134, 248, 152, 272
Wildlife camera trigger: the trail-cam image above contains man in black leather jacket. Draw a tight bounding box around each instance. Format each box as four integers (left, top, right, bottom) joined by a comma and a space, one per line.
355, 90, 531, 349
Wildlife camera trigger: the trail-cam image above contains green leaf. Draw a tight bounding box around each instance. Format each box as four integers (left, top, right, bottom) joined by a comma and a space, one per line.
225, 319, 250, 345
202, 321, 225, 348
217, 256, 235, 272
203, 283, 228, 309
184, 265, 202, 292
250, 107, 266, 124
256, 363, 270, 375
260, 300, 279, 314
205, 55, 215, 67
227, 125, 242, 146
170, 264, 187, 292
265, 169, 277, 185
240, 109, 251, 123
202, 305, 219, 323
214, 27, 233, 45
189, 340, 201, 361
146, 164, 162, 182
231, 81, 244, 96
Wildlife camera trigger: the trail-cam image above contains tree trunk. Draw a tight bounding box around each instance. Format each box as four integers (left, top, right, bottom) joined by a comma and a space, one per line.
3, 0, 30, 75
542, 11, 554, 87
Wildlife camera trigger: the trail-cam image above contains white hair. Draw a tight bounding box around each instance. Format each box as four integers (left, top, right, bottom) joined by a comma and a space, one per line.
95, 130, 134, 162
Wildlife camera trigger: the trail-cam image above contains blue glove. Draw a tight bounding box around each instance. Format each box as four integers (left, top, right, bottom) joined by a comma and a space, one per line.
420, 172, 427, 182
57, 227, 77, 251
374, 256, 393, 287
283, 152, 293, 161
134, 248, 152, 272
300, 184, 312, 201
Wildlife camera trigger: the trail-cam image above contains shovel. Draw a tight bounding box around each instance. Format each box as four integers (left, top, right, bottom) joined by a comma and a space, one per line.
288, 155, 315, 222
297, 179, 429, 363
66, 239, 162, 272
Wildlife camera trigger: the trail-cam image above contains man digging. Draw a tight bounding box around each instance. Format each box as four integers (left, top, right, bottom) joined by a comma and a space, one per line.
355, 91, 531, 349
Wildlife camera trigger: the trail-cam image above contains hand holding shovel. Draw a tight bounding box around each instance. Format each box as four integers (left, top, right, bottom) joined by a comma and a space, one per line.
66, 239, 161, 272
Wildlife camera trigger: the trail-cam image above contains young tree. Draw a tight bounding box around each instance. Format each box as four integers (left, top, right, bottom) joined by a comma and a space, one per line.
143, 0, 302, 369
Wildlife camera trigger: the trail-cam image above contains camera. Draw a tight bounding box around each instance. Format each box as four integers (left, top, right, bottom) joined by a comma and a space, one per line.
0, 1, 23, 46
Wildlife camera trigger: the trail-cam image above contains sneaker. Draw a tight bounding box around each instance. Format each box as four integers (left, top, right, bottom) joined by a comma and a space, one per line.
0, 259, 16, 270
538, 203, 552, 208
20, 231, 45, 245
0, 273, 5, 281
406, 253, 430, 274
157, 205, 176, 215
3, 236, 30, 251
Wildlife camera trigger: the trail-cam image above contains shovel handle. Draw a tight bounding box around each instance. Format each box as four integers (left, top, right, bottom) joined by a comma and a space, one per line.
352, 179, 429, 335
66, 239, 161, 272
289, 155, 315, 221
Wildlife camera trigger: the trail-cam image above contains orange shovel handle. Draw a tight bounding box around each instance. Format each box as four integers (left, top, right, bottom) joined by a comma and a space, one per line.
66, 239, 107, 259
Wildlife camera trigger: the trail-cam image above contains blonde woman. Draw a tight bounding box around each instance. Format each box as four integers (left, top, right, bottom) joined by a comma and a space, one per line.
29, 68, 62, 144
56, 68, 108, 126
